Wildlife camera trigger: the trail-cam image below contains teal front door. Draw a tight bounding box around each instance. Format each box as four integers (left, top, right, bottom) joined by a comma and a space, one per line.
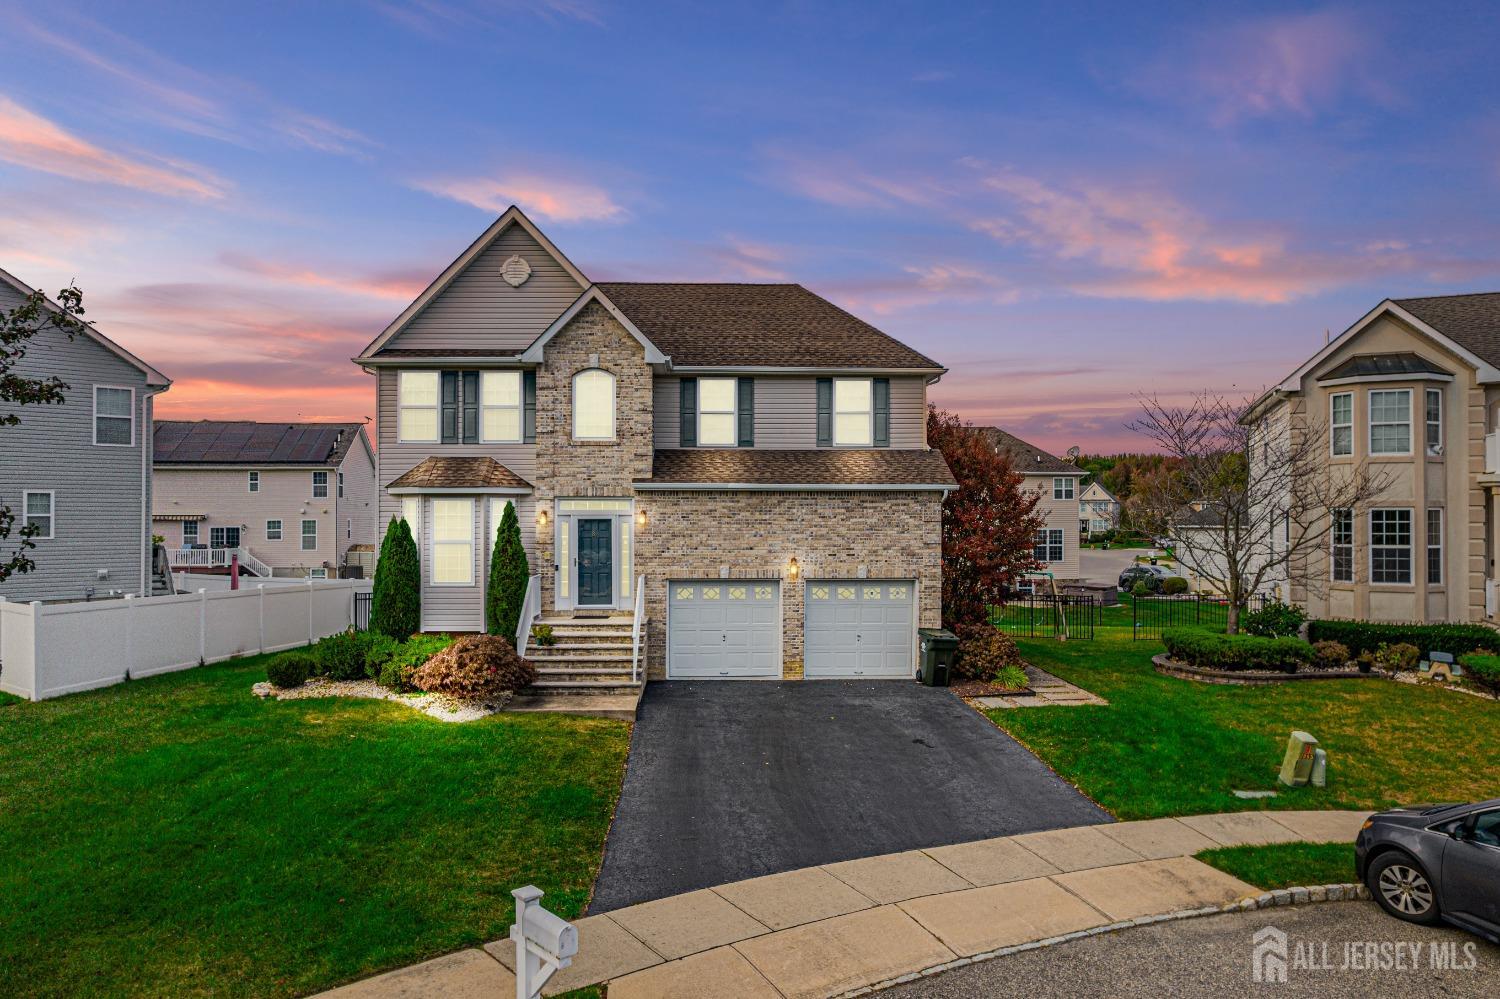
578, 519, 613, 605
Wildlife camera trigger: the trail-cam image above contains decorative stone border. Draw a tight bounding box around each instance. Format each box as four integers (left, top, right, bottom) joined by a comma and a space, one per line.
1152, 654, 1373, 686
841, 884, 1373, 997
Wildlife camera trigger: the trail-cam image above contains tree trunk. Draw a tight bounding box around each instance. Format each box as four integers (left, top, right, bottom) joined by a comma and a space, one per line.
1226, 600, 1240, 636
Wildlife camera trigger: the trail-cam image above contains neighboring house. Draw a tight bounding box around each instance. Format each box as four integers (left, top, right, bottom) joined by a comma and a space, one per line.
152, 421, 377, 578
1079, 480, 1120, 536
1248, 291, 1500, 624
977, 427, 1084, 583
0, 267, 170, 602
355, 205, 955, 680
1166, 501, 1287, 599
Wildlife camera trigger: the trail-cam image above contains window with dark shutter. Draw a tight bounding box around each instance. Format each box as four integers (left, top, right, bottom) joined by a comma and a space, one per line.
679, 378, 698, 447
461, 371, 479, 443
440, 371, 459, 444
816, 378, 832, 447
873, 378, 890, 447
737, 376, 754, 447
522, 371, 536, 442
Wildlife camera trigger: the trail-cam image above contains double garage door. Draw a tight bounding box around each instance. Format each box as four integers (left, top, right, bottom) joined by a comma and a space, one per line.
667, 578, 915, 679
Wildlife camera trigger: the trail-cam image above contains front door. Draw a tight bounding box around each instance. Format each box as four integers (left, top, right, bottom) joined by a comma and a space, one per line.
578, 518, 613, 605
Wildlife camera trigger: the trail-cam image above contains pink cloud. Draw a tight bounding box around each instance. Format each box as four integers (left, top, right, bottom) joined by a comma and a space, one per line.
218, 252, 427, 301
766, 150, 953, 211
0, 96, 228, 200
414, 173, 626, 222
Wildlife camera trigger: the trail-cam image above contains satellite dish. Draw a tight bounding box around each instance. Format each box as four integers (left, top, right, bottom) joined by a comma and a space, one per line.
1066, 445, 1081, 462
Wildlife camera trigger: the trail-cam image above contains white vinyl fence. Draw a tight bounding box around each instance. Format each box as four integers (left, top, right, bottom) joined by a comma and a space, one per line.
0, 580, 364, 702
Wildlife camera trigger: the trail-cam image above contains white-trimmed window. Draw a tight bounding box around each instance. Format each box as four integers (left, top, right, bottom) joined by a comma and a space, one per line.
833, 378, 873, 446
401, 498, 422, 549
1053, 477, 1075, 500
248, 471, 260, 493
398, 371, 440, 442
1331, 508, 1353, 582
480, 370, 523, 442
698, 378, 737, 446
1425, 388, 1442, 455
1033, 528, 1064, 563
23, 491, 53, 539
312, 471, 328, 498
1330, 392, 1353, 456
210, 526, 240, 549
430, 498, 474, 585
1370, 508, 1412, 584
337, 471, 344, 498
572, 369, 615, 440
1427, 508, 1443, 585
308, 568, 328, 579
1368, 390, 1411, 455
182, 520, 198, 546
93, 386, 133, 446
266, 519, 283, 541
301, 519, 317, 552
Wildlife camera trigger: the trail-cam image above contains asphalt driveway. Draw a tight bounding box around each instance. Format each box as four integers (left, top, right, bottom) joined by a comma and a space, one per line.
587, 680, 1111, 913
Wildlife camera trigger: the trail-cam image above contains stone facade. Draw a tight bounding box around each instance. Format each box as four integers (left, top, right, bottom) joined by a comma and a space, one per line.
633, 490, 944, 679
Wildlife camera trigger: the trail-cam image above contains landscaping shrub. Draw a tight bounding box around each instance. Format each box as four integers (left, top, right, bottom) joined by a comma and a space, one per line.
411, 634, 537, 700
266, 652, 314, 689
361, 632, 401, 680
1306, 619, 1499, 658
1161, 576, 1189, 595
371, 516, 420, 640
1162, 627, 1313, 674
1312, 640, 1351, 671
315, 630, 370, 681
486, 501, 530, 644
1372, 642, 1421, 673
531, 623, 556, 647
376, 634, 455, 692
1241, 601, 1307, 638
993, 664, 1029, 690
953, 623, 1022, 680
1457, 654, 1500, 694
1130, 580, 1150, 597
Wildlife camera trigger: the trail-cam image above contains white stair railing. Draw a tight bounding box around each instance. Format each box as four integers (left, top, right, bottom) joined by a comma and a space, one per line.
630, 574, 646, 685
236, 547, 273, 578
516, 574, 541, 655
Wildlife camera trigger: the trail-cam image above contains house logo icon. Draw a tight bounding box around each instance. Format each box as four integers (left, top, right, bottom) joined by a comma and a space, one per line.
1252, 926, 1288, 984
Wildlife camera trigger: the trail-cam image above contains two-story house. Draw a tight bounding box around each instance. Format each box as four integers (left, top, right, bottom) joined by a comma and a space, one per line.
978, 427, 1084, 583
1249, 291, 1500, 624
356, 206, 954, 680
0, 267, 171, 602
1079, 480, 1120, 537
152, 421, 377, 578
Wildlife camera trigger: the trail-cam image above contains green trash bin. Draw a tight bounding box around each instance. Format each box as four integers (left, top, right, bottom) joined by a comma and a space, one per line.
917, 628, 958, 686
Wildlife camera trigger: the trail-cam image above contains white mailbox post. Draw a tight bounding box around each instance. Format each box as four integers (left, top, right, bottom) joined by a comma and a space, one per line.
510, 885, 577, 999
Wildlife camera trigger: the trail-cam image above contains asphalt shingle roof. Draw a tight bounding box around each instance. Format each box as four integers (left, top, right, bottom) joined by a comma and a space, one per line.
388, 457, 532, 490
1393, 292, 1500, 366
636, 448, 955, 489
1318, 352, 1452, 381
154, 421, 365, 466
596, 282, 943, 369
975, 427, 1082, 476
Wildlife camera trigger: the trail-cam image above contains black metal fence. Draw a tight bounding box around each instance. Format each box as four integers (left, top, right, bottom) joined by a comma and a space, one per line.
354, 591, 372, 631
1130, 593, 1271, 640
990, 592, 1098, 640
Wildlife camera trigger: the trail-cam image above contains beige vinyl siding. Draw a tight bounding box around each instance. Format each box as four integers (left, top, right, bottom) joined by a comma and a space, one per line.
385, 225, 584, 354
334, 431, 378, 564
1026, 473, 1082, 580
0, 280, 153, 602
153, 467, 338, 572
653, 375, 928, 449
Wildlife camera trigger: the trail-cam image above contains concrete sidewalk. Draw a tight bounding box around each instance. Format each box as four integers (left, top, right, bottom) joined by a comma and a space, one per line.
318, 809, 1369, 999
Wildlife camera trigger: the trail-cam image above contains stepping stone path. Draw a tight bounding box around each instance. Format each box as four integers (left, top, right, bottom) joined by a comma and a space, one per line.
973, 664, 1107, 709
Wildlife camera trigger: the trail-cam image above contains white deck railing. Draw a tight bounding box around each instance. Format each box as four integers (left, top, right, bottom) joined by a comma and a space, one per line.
516, 574, 541, 655
165, 547, 273, 577
630, 574, 647, 684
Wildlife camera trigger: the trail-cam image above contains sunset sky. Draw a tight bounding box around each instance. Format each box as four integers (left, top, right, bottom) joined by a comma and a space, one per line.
2, 1, 1497, 453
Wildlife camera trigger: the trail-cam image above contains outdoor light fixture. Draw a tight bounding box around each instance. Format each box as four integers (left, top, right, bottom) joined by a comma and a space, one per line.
636, 510, 646, 527
538, 509, 549, 528
788, 556, 800, 578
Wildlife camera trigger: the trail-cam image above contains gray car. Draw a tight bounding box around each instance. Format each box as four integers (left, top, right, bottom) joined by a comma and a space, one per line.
1355, 799, 1500, 942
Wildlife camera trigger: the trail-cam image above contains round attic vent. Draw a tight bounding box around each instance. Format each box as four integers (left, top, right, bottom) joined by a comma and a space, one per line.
501, 254, 532, 288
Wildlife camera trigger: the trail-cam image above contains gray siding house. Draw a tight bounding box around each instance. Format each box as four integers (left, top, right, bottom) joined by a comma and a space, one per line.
0, 268, 171, 602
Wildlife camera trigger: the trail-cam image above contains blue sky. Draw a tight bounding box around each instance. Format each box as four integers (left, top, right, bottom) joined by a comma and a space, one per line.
1, 1, 1497, 451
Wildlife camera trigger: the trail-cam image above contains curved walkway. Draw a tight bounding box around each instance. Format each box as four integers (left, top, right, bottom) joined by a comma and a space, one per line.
319, 809, 1370, 999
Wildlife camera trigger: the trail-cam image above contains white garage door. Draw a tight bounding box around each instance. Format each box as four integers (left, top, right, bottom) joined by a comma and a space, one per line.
805, 580, 916, 679
668, 581, 781, 678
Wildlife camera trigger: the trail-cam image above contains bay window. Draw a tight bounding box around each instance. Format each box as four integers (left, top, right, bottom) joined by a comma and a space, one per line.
1330, 392, 1352, 456
1425, 388, 1442, 455
1368, 390, 1411, 455
430, 498, 474, 585
1331, 508, 1353, 583
1370, 508, 1412, 584
1427, 508, 1443, 585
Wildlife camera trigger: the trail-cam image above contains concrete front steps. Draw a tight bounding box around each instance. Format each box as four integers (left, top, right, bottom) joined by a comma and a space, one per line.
508, 613, 644, 720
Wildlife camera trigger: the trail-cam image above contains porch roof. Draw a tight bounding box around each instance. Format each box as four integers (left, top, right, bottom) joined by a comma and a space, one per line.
387, 456, 532, 494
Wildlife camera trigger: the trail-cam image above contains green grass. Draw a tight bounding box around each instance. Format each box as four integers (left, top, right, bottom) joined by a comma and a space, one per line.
1197, 843, 1357, 890
986, 629, 1500, 820
0, 653, 631, 999
0, 689, 23, 707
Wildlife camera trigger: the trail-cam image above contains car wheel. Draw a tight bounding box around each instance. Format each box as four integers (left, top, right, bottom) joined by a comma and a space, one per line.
1367, 852, 1442, 926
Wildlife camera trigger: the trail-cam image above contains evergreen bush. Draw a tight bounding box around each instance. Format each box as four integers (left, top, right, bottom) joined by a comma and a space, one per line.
371, 516, 420, 640
486, 502, 530, 644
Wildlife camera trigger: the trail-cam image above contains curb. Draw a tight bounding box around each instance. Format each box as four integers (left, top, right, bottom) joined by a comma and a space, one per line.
839, 883, 1373, 998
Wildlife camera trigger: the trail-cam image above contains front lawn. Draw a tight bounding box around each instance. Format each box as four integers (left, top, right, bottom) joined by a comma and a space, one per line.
988, 631, 1500, 820
0, 653, 630, 999
1197, 843, 1357, 890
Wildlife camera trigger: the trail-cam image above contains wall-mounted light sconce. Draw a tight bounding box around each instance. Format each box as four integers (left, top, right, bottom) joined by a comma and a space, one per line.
636, 509, 646, 527
538, 509, 549, 528
787, 556, 800, 579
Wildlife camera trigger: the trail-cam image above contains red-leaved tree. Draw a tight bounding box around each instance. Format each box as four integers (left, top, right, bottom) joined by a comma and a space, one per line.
928, 406, 1045, 631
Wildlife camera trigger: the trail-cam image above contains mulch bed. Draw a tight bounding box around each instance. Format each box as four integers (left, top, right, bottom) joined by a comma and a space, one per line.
1151, 654, 1374, 686
950, 678, 1034, 698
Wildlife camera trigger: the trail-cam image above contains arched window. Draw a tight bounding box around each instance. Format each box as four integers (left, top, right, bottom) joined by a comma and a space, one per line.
573, 368, 616, 440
